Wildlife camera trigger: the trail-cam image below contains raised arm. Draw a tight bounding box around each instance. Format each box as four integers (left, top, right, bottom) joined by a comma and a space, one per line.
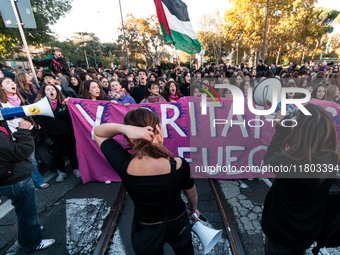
32, 58, 51, 67
93, 123, 155, 148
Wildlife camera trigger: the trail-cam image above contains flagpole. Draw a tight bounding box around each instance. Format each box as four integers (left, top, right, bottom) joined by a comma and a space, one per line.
118, 0, 130, 69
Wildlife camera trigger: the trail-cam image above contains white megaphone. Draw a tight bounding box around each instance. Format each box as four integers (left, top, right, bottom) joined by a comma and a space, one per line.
0, 96, 54, 120
191, 214, 222, 254
253, 77, 282, 107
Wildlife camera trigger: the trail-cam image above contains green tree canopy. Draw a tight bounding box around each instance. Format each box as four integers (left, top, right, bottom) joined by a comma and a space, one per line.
0, 0, 72, 59
223, 0, 340, 64
117, 14, 168, 67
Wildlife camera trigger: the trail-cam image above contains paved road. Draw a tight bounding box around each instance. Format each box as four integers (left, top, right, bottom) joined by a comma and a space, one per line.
2, 166, 340, 254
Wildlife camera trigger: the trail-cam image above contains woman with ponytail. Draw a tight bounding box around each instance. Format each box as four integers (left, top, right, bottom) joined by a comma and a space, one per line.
94, 108, 199, 255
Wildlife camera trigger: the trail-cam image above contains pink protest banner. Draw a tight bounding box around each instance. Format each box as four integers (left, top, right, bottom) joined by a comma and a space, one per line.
189, 97, 340, 179
68, 97, 340, 183
68, 97, 190, 183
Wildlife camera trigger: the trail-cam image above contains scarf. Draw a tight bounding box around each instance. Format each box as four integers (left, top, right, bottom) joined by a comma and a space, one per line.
52, 57, 63, 71
169, 94, 179, 102
50, 99, 58, 111
146, 94, 167, 103
0, 127, 9, 137
7, 94, 21, 107
108, 88, 128, 100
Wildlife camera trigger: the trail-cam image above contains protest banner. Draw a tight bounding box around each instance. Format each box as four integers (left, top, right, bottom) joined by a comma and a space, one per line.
68, 97, 340, 183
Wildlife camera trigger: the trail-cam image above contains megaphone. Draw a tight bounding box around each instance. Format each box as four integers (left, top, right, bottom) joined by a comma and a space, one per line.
0, 96, 54, 120
191, 215, 222, 254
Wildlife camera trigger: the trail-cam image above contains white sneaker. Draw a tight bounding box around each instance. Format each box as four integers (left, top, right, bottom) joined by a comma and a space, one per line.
56, 171, 67, 183
38, 183, 49, 189
73, 169, 81, 178
35, 239, 55, 250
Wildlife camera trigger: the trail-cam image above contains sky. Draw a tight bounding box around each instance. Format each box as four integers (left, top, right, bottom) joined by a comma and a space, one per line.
50, 0, 340, 43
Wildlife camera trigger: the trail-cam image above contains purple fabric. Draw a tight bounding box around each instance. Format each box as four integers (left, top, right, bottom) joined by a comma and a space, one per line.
67, 97, 340, 183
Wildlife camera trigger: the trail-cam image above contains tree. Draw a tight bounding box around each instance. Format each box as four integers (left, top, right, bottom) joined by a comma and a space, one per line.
117, 14, 168, 67
223, 0, 340, 65
0, 0, 72, 59
70, 32, 102, 68
310, 7, 340, 60
197, 12, 231, 64
326, 33, 340, 58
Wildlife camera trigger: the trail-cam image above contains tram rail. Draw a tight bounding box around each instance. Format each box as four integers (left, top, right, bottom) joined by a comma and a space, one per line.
94, 180, 246, 255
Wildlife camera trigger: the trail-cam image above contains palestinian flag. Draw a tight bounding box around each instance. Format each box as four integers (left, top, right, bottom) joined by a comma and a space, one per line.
154, 0, 201, 54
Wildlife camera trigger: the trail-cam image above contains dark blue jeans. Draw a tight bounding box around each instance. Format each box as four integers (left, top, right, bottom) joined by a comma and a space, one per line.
0, 177, 43, 252
29, 150, 45, 187
265, 236, 307, 255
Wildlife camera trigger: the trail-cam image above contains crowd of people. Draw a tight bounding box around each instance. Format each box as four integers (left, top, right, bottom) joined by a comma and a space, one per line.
1, 46, 340, 253
1, 47, 340, 186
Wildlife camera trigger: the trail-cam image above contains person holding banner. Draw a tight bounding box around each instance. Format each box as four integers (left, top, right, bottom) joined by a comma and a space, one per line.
140, 81, 167, 103
108, 79, 136, 106
262, 104, 340, 255
35, 83, 80, 182
94, 108, 199, 255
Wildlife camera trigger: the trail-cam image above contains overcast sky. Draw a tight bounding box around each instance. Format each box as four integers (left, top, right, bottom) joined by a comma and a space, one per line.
50, 0, 340, 43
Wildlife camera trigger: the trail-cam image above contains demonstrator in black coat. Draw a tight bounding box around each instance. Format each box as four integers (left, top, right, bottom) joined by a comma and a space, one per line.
262, 104, 340, 255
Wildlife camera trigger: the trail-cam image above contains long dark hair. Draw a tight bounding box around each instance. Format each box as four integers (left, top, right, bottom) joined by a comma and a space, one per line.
311, 83, 326, 99
283, 104, 340, 165
70, 75, 81, 95
163, 80, 183, 101
0, 77, 25, 104
123, 108, 171, 159
35, 84, 65, 105
120, 79, 131, 94
181, 71, 191, 87
79, 80, 107, 100
14, 72, 37, 95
